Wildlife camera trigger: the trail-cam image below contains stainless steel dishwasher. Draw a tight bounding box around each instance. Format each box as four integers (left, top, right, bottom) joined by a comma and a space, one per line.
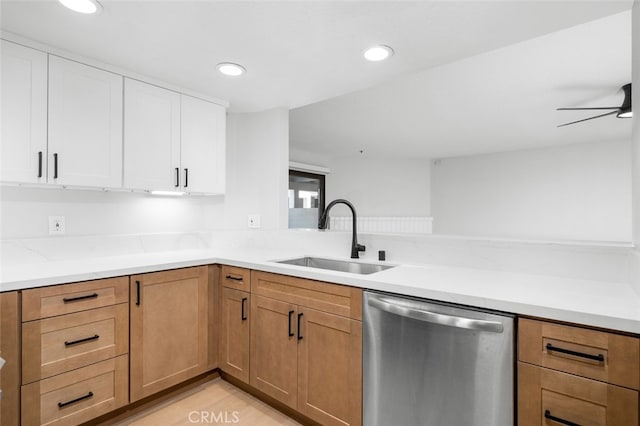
363, 291, 514, 426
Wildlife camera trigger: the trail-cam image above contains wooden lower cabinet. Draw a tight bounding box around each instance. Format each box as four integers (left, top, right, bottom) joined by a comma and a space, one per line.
220, 287, 250, 383
130, 266, 210, 402
297, 307, 362, 426
21, 355, 128, 426
249, 293, 362, 426
519, 318, 639, 390
518, 362, 638, 426
518, 317, 640, 426
250, 295, 298, 407
1, 292, 20, 426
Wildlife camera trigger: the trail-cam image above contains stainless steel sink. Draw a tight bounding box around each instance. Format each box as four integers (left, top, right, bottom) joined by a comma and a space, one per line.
276, 256, 395, 275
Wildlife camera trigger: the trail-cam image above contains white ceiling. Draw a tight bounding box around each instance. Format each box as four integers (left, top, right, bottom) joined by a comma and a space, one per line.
291, 10, 633, 159
0, 1, 632, 112
0, 1, 633, 159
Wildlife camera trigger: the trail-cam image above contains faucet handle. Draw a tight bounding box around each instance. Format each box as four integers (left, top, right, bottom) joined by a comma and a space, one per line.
351, 244, 366, 259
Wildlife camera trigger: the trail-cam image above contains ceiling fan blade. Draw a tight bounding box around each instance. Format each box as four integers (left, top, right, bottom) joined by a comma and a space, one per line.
557, 110, 619, 127
557, 107, 620, 110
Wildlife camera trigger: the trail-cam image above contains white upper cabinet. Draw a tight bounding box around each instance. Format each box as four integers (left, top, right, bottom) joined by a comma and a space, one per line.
124, 78, 181, 192
181, 95, 226, 194
1, 41, 48, 183
1, 38, 225, 193
124, 78, 226, 194
48, 56, 123, 188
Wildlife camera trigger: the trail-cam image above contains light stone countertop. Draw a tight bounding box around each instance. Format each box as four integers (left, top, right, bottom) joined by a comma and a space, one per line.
2, 248, 639, 334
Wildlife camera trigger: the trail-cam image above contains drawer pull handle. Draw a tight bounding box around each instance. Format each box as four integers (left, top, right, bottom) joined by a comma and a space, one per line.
64, 334, 99, 347
225, 275, 243, 282
544, 410, 580, 426
297, 312, 304, 340
546, 343, 604, 362
63, 293, 98, 303
241, 297, 248, 321
58, 391, 94, 408
136, 280, 141, 306
288, 310, 295, 337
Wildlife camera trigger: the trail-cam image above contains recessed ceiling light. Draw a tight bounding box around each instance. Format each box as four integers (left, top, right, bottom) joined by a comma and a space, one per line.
58, 0, 102, 14
363, 45, 394, 62
217, 63, 246, 77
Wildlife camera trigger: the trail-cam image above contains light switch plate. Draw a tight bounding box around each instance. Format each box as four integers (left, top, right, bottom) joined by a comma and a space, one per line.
248, 214, 261, 228
49, 216, 66, 235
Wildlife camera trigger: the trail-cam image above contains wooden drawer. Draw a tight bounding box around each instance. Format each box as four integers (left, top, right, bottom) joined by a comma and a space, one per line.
519, 318, 639, 390
221, 265, 251, 292
251, 271, 362, 320
21, 355, 128, 426
22, 303, 129, 384
518, 362, 638, 426
22, 276, 129, 321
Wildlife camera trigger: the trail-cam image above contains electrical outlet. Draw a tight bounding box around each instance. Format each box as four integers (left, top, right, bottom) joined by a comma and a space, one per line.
247, 214, 261, 228
49, 216, 66, 235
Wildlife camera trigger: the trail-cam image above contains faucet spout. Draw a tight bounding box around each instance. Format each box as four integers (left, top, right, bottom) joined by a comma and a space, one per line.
318, 199, 366, 259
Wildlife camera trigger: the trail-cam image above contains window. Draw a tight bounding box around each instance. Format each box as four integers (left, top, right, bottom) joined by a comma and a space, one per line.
288, 170, 325, 229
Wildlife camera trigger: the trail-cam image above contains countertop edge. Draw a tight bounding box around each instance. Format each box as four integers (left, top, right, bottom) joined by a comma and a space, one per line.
2, 252, 639, 335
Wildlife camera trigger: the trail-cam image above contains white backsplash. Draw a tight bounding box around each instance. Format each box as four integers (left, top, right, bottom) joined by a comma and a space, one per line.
1, 232, 212, 265
329, 216, 433, 234
1, 228, 635, 286
218, 229, 634, 285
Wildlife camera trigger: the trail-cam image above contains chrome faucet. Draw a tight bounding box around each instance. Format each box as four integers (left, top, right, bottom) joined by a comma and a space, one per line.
318, 199, 366, 259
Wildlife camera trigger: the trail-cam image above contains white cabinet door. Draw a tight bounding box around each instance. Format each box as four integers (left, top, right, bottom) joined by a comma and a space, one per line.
124, 78, 181, 191
1, 41, 48, 183
181, 95, 226, 194
48, 56, 123, 188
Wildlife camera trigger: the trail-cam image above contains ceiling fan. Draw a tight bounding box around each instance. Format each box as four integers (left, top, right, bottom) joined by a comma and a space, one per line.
557, 83, 632, 127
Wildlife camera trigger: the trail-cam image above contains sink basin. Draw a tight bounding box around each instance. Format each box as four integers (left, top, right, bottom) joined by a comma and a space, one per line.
276, 256, 395, 275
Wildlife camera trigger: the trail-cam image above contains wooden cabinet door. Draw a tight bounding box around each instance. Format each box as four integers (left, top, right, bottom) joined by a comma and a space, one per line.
0, 292, 20, 426
220, 288, 250, 383
250, 295, 298, 408
1, 40, 48, 184
297, 307, 362, 426
130, 266, 209, 402
124, 78, 181, 192
48, 56, 123, 188
180, 94, 226, 194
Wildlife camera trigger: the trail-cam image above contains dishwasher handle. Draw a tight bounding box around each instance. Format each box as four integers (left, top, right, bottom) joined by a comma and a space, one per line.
368, 295, 504, 333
